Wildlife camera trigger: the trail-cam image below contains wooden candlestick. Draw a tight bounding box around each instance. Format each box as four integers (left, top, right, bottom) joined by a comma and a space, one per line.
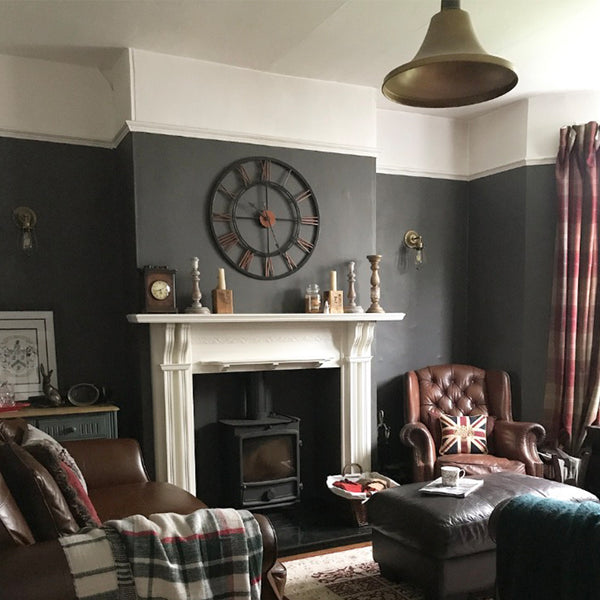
185, 257, 211, 314
366, 254, 385, 313
344, 260, 363, 313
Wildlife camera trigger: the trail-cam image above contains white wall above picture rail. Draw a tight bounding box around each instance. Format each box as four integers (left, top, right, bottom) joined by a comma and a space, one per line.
0, 48, 597, 179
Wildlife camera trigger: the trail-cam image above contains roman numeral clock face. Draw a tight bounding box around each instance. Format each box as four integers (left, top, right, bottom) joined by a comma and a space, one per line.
209, 157, 320, 280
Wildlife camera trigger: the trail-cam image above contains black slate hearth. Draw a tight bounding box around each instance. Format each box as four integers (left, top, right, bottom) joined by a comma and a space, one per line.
259, 497, 372, 557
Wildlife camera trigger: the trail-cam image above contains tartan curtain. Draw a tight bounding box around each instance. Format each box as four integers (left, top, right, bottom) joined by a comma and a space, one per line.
544, 121, 600, 454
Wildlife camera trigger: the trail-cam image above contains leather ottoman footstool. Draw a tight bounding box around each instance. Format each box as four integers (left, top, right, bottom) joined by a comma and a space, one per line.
367, 472, 598, 600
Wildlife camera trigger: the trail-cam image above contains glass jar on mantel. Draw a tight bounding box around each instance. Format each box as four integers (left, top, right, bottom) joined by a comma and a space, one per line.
305, 283, 321, 313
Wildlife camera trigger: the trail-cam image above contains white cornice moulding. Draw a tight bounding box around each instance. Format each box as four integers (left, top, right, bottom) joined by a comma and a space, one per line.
124, 120, 379, 158
468, 157, 555, 181
0, 127, 114, 149
0, 121, 555, 182
376, 162, 469, 181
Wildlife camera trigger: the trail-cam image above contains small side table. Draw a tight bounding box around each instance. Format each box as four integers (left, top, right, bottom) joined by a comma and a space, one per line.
0, 404, 119, 441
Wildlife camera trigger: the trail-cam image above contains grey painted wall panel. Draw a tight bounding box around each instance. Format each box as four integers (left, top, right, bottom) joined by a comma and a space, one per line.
131, 133, 377, 314
374, 173, 469, 475
468, 165, 556, 421
0, 137, 138, 434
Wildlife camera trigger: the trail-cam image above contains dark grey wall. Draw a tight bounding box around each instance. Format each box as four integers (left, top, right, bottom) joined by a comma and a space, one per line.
468, 165, 556, 421
131, 133, 377, 314
374, 173, 469, 475
0, 137, 139, 435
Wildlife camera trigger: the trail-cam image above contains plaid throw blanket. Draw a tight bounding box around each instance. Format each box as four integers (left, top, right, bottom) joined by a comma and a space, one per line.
59, 508, 263, 600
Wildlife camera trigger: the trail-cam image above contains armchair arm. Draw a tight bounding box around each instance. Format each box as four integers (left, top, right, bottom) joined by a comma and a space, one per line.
0, 540, 76, 600
62, 438, 149, 489
400, 422, 436, 482
493, 420, 546, 477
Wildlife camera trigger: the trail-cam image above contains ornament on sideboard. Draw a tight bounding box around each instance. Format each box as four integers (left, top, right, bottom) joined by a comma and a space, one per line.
39, 364, 62, 407
185, 257, 210, 314
324, 270, 344, 314
366, 254, 385, 313
344, 261, 364, 313
212, 267, 234, 314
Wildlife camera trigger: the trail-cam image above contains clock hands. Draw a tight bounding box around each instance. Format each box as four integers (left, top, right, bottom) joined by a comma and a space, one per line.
268, 222, 282, 252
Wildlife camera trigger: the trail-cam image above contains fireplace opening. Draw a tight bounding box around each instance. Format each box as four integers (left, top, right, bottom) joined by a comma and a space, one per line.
193, 368, 340, 509
220, 372, 302, 509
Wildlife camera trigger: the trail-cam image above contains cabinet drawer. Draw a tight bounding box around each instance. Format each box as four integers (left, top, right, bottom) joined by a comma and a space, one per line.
34, 413, 115, 441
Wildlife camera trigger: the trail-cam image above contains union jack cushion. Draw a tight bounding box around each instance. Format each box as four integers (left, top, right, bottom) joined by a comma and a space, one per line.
439, 414, 488, 455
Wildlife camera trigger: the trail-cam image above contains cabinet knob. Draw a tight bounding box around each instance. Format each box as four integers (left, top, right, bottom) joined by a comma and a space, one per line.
262, 488, 276, 502
62, 426, 77, 434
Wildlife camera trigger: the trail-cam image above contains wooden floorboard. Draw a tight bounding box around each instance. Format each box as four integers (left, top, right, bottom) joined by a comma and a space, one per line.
281, 540, 372, 562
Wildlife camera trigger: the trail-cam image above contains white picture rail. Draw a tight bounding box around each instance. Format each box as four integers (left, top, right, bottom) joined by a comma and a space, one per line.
0, 311, 58, 401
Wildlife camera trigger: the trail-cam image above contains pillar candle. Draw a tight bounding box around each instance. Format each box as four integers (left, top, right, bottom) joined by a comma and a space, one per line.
218, 268, 226, 290
330, 270, 337, 291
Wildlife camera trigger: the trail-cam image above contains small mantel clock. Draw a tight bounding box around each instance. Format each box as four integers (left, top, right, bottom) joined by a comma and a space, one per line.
209, 157, 320, 280
141, 266, 177, 313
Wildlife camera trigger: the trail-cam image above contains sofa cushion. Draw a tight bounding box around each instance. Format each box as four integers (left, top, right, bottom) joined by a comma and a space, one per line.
0, 441, 79, 541
23, 424, 88, 492
26, 443, 100, 528
0, 470, 35, 548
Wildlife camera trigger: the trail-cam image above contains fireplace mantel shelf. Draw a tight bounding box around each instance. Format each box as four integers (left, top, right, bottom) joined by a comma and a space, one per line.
129, 310, 405, 494
128, 312, 405, 324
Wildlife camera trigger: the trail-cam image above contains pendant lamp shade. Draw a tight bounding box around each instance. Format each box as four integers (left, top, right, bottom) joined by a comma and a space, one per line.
382, 0, 517, 108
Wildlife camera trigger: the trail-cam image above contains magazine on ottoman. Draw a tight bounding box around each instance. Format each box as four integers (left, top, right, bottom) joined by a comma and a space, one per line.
419, 477, 484, 498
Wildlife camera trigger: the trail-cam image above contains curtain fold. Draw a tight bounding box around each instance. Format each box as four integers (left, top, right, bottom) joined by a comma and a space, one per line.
544, 121, 600, 455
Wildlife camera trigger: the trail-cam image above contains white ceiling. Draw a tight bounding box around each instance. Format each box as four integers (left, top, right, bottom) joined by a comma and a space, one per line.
0, 0, 598, 118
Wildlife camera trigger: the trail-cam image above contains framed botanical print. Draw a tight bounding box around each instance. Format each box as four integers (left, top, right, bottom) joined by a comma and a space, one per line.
0, 311, 57, 401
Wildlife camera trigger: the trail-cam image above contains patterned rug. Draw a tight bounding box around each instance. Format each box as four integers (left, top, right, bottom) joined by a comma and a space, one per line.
282, 545, 428, 599
282, 544, 494, 600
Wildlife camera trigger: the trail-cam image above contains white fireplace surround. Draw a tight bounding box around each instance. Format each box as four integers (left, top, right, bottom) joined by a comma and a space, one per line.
128, 312, 405, 495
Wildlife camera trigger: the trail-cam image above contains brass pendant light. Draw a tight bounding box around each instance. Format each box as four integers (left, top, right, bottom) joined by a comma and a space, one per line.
382, 0, 518, 108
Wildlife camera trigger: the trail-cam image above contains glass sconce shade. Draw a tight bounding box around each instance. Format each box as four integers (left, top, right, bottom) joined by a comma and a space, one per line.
404, 230, 424, 269
13, 206, 37, 254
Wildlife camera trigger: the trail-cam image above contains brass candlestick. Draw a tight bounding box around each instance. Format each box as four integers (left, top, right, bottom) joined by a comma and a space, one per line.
344, 260, 363, 313
185, 256, 210, 314
366, 254, 385, 313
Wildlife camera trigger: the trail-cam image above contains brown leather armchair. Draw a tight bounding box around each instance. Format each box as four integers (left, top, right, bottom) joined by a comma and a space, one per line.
400, 364, 546, 482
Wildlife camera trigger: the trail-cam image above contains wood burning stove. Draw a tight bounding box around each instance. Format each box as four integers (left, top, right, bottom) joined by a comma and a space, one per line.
220, 372, 302, 509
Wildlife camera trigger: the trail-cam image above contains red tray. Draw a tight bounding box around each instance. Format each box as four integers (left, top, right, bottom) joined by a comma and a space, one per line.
0, 402, 30, 413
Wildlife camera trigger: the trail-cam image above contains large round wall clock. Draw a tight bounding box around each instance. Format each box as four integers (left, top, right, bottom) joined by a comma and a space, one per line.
209, 157, 320, 280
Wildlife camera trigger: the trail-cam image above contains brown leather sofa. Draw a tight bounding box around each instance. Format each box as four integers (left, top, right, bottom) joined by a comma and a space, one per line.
401, 364, 546, 482
0, 418, 287, 600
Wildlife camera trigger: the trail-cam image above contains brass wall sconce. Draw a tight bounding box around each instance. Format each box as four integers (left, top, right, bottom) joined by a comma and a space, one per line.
13, 206, 37, 254
404, 230, 424, 269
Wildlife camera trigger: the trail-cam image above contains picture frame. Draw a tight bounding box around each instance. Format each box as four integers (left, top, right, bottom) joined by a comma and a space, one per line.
0, 311, 58, 401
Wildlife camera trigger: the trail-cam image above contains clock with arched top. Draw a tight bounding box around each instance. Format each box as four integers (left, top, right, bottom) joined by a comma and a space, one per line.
208, 157, 320, 280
